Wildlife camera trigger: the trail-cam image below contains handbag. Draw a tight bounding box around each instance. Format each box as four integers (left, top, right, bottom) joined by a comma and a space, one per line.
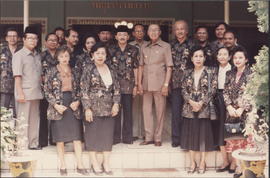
207, 70, 217, 120
224, 122, 244, 134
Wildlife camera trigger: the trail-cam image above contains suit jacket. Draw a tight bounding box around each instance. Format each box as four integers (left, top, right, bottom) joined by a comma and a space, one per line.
181, 66, 218, 119
80, 63, 121, 117
223, 66, 253, 123
44, 66, 80, 120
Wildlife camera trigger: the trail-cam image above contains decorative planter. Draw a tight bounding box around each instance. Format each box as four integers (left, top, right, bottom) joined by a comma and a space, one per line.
233, 149, 267, 178
8, 156, 37, 177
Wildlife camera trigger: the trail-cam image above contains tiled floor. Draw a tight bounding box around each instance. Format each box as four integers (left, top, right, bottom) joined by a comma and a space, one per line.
1, 167, 269, 177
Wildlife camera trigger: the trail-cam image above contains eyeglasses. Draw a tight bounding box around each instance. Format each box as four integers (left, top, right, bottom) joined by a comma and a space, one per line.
7, 35, 18, 38
47, 39, 58, 42
134, 30, 144, 33
26, 37, 38, 41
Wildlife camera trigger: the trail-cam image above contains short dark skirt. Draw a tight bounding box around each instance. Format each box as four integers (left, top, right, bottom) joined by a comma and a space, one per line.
84, 116, 115, 152
180, 117, 215, 152
211, 89, 226, 146
51, 92, 83, 143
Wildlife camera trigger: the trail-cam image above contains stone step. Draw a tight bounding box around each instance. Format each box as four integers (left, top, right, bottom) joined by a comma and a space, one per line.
1, 140, 268, 171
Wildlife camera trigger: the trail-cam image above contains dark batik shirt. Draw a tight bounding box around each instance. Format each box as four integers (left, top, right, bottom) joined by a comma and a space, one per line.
40, 49, 58, 76
0, 43, 22, 93
210, 40, 224, 55
43, 66, 81, 120
170, 38, 195, 89
181, 66, 218, 119
80, 64, 121, 117
223, 66, 253, 123
74, 50, 93, 81
107, 44, 139, 94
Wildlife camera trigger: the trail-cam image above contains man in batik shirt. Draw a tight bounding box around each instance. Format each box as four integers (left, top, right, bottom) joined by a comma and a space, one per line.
0, 27, 22, 112
39, 32, 59, 147
170, 20, 194, 147
107, 25, 139, 144
194, 26, 215, 66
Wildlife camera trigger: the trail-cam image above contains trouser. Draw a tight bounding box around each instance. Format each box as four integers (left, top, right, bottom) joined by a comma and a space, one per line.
16, 100, 40, 149
170, 88, 183, 144
143, 91, 166, 142
1, 93, 16, 117
39, 98, 50, 147
114, 94, 133, 142
1, 92, 16, 128
132, 95, 144, 138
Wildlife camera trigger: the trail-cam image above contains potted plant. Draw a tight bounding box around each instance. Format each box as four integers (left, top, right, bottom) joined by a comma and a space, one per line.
232, 1, 269, 178
1, 107, 37, 177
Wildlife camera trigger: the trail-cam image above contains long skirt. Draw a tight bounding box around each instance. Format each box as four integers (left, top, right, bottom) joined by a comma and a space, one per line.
211, 89, 226, 147
51, 92, 83, 143
180, 117, 215, 152
84, 116, 115, 152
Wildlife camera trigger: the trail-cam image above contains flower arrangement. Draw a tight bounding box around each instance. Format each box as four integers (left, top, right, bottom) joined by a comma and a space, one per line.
1, 107, 28, 161
242, 1, 269, 154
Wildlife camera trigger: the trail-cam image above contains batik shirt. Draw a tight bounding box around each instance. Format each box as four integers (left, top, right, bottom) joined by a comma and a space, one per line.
107, 44, 139, 94
74, 50, 93, 81
43, 66, 80, 120
80, 64, 121, 117
40, 49, 57, 76
0, 43, 22, 93
223, 66, 253, 123
170, 38, 194, 89
181, 66, 218, 119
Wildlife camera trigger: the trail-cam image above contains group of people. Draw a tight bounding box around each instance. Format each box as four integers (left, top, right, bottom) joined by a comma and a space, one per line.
0, 20, 252, 177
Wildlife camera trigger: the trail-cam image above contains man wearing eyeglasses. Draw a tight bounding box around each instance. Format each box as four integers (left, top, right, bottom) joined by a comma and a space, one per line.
12, 25, 43, 150
39, 32, 59, 148
0, 28, 22, 114
129, 24, 148, 141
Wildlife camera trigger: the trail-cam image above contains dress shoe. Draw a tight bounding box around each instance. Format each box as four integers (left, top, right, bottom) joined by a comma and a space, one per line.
76, 168, 89, 175
28, 145, 42, 150
171, 143, 180, 147
216, 164, 230, 172
101, 164, 113, 175
123, 140, 133, 144
154, 141, 162, 146
139, 141, 155, 145
187, 162, 197, 174
91, 165, 103, 176
60, 169, 67, 176
228, 168, 236, 173
197, 162, 206, 174
113, 140, 121, 145
233, 172, 243, 178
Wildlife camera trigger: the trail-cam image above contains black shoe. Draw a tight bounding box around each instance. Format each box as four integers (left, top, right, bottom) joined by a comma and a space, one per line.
113, 140, 121, 145
91, 166, 103, 176
233, 172, 242, 178
123, 140, 133, 144
139, 141, 155, 145
29, 145, 42, 150
216, 164, 230, 172
60, 169, 67, 176
76, 168, 89, 175
187, 162, 197, 174
133, 136, 139, 141
171, 143, 180, 147
228, 168, 236, 173
101, 164, 113, 175
197, 162, 206, 174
